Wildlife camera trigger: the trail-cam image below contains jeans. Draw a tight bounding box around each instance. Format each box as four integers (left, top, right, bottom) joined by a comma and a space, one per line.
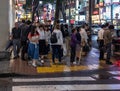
28, 43, 39, 60
13, 39, 20, 57
51, 45, 62, 63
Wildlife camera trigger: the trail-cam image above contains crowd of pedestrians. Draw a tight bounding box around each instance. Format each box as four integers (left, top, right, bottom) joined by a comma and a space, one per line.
98, 23, 116, 65
6, 19, 117, 67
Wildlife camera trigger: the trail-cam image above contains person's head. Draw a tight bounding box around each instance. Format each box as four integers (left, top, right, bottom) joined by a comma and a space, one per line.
72, 28, 77, 34
77, 26, 81, 32
39, 24, 44, 30
105, 22, 109, 28
30, 26, 38, 36
22, 20, 25, 24
101, 24, 106, 29
44, 25, 48, 31
26, 20, 31, 25
55, 24, 60, 30
15, 22, 18, 28
64, 24, 68, 29
108, 25, 114, 30
85, 23, 89, 29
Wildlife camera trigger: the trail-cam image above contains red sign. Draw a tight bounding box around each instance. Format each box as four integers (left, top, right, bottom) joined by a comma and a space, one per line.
93, 11, 99, 15
70, 20, 75, 24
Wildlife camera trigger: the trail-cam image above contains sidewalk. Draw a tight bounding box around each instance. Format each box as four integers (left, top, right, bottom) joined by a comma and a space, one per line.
0, 47, 118, 76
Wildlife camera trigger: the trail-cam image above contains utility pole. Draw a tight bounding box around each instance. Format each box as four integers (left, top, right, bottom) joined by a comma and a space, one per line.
111, 0, 113, 24
89, 0, 92, 29
68, 0, 71, 32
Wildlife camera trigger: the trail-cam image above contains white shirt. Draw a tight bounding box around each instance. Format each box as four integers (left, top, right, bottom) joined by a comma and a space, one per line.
80, 28, 88, 43
45, 31, 51, 43
98, 28, 104, 40
51, 29, 63, 46
37, 27, 45, 40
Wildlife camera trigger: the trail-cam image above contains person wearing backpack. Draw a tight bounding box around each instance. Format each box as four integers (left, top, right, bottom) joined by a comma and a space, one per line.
51, 24, 63, 64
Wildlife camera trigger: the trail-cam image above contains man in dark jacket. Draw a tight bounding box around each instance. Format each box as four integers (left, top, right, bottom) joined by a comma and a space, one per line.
20, 20, 31, 60
12, 22, 21, 59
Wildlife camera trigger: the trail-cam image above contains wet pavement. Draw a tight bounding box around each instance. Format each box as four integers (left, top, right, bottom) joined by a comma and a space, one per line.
0, 35, 120, 91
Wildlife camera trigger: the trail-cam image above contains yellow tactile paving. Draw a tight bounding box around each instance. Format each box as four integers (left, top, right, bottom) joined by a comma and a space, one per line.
37, 64, 104, 73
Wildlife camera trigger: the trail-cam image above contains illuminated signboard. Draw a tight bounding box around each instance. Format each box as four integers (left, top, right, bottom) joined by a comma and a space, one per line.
104, 0, 111, 5
112, 0, 120, 4
113, 0, 120, 2
18, 0, 26, 4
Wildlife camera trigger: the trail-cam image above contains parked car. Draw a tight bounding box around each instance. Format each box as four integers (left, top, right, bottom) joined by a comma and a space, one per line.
91, 25, 101, 34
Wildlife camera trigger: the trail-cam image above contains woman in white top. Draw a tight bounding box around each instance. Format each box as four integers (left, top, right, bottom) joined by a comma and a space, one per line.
51, 24, 63, 64
37, 24, 46, 62
45, 25, 51, 54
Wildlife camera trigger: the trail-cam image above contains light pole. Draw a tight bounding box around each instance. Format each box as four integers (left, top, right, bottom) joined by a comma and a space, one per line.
68, 0, 71, 32
38, 0, 43, 22
111, 0, 113, 24
89, 0, 92, 29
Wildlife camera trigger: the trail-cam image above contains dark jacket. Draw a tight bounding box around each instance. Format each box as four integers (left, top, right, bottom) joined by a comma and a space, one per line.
12, 27, 21, 39
70, 33, 80, 47
76, 32, 81, 43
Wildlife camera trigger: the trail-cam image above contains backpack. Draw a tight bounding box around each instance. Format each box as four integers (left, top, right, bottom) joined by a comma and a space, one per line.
50, 32, 58, 43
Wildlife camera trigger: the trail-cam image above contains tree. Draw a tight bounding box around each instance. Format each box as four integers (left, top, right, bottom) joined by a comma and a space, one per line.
23, 0, 66, 24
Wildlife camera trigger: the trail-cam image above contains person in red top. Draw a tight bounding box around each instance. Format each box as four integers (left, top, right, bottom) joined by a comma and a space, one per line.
28, 26, 40, 67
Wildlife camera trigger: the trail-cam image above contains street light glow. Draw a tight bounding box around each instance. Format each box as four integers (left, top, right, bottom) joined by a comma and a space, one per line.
39, 1, 42, 4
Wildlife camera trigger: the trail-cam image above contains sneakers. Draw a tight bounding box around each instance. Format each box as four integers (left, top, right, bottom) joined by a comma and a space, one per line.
41, 60, 44, 64
73, 61, 77, 65
32, 63, 37, 67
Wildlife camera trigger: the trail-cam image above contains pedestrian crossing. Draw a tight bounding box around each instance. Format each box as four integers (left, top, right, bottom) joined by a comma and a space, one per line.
12, 84, 120, 91
12, 71, 120, 91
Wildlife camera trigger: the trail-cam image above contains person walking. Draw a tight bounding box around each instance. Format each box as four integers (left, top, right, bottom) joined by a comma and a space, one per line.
11, 22, 21, 59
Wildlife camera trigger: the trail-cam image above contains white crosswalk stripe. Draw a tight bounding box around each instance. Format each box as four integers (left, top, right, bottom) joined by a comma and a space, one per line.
13, 84, 120, 91
12, 75, 120, 91
13, 77, 95, 82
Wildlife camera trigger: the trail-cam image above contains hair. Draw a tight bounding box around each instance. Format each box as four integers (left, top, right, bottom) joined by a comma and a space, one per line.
30, 26, 39, 36
105, 22, 109, 27
26, 20, 31, 25
101, 24, 106, 28
77, 26, 81, 32
72, 28, 76, 33
55, 24, 60, 29
109, 25, 114, 29
85, 23, 89, 26
39, 24, 44, 29
22, 20, 25, 23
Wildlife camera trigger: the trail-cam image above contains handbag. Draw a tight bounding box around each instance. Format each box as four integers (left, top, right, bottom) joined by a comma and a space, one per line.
0, 51, 11, 61
83, 43, 90, 52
